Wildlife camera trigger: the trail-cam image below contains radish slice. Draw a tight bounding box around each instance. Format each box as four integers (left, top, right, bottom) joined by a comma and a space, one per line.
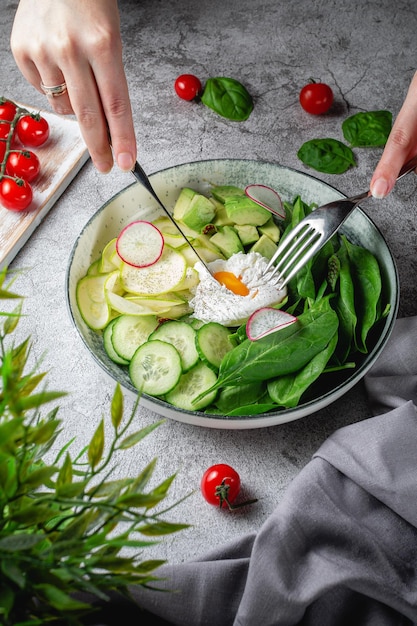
245, 184, 285, 219
246, 307, 297, 341
116, 220, 164, 268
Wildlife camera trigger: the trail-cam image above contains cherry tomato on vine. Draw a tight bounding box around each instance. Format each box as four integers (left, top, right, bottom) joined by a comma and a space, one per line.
16, 114, 49, 147
0, 122, 12, 141
299, 81, 334, 115
0, 142, 6, 164
6, 150, 41, 183
201, 464, 242, 509
0, 100, 17, 122
174, 74, 203, 101
0, 177, 33, 211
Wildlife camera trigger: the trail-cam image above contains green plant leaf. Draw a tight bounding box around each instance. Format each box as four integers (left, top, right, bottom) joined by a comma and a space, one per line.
342, 110, 392, 147
87, 478, 130, 499
118, 420, 163, 450
110, 383, 124, 430
0, 533, 44, 551
138, 521, 190, 536
55, 480, 89, 499
16, 392, 66, 413
88, 419, 105, 469
201, 77, 254, 121
1, 559, 26, 588
34, 584, 91, 611
3, 301, 22, 335
8, 503, 57, 525
297, 138, 356, 174
127, 458, 157, 493
57, 452, 73, 488
0, 583, 14, 618
116, 492, 167, 509
22, 465, 57, 488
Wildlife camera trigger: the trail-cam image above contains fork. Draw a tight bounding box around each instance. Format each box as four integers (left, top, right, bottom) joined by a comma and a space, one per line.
265, 154, 417, 288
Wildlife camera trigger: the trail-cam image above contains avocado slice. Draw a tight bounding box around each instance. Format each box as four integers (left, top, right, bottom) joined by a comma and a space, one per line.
235, 224, 259, 246
173, 187, 197, 221
250, 234, 278, 261
258, 217, 281, 243
224, 196, 271, 226
210, 185, 245, 203
181, 194, 217, 232
210, 226, 244, 259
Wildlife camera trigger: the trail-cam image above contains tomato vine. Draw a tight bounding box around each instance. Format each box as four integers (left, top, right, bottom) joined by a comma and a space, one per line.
0, 97, 49, 211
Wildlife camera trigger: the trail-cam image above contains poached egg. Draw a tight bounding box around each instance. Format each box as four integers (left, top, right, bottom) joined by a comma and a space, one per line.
190, 251, 287, 327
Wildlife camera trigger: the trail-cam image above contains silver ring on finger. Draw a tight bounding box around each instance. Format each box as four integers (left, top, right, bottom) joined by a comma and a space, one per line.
40, 81, 68, 98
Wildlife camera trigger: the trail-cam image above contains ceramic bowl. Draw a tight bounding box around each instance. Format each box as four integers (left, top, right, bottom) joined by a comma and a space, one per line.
66, 159, 399, 429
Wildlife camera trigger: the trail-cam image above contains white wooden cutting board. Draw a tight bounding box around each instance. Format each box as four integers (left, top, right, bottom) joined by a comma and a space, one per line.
0, 103, 89, 269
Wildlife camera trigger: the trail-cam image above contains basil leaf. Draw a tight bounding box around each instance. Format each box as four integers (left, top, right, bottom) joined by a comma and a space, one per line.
201, 77, 253, 121
342, 110, 392, 147
297, 138, 356, 174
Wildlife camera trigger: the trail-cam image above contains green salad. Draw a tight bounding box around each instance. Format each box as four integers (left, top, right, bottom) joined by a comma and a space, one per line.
76, 183, 389, 416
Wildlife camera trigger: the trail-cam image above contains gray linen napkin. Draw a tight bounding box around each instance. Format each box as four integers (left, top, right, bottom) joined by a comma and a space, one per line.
87, 316, 417, 626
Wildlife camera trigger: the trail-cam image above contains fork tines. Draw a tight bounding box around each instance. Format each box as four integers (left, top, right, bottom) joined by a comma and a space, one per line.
265, 222, 323, 288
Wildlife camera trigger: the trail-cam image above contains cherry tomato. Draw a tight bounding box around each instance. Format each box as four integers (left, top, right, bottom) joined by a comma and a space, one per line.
6, 150, 40, 183
201, 464, 241, 509
0, 177, 33, 211
299, 81, 334, 115
174, 74, 203, 101
16, 114, 50, 147
0, 100, 17, 122
0, 122, 12, 141
0, 142, 6, 164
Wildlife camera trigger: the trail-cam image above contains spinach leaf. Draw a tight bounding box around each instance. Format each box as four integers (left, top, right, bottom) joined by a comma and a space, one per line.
297, 138, 356, 174
267, 332, 337, 408
341, 235, 383, 352
200, 298, 339, 396
342, 110, 392, 148
201, 77, 253, 121
214, 381, 265, 413
333, 239, 357, 362
223, 402, 279, 417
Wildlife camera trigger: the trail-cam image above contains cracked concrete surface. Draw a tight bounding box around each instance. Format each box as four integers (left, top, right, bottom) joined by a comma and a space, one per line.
1, 0, 417, 565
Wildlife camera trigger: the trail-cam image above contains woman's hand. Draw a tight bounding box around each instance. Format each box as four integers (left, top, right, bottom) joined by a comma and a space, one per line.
10, 0, 136, 174
370, 71, 417, 198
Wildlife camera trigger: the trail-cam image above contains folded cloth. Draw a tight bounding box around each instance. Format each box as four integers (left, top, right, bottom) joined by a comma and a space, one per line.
86, 316, 417, 626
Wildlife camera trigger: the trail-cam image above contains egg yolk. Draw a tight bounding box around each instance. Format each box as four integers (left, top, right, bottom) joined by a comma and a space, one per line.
213, 271, 250, 296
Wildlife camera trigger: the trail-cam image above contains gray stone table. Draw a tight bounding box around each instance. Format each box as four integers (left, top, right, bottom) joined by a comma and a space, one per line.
1, 0, 416, 565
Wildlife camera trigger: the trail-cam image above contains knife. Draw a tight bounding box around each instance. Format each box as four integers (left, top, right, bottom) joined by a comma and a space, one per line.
130, 161, 213, 276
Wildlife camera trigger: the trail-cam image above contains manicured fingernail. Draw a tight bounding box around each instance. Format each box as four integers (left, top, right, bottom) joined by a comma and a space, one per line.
371, 178, 389, 199
117, 152, 135, 172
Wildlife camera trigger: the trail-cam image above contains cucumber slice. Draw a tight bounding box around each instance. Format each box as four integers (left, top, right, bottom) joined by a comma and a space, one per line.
120, 245, 187, 295
101, 238, 119, 273
196, 322, 235, 370
87, 258, 101, 276
104, 270, 124, 295
111, 314, 159, 361
103, 319, 129, 365
165, 362, 217, 411
149, 320, 199, 371
129, 340, 182, 395
76, 274, 111, 330
106, 291, 158, 316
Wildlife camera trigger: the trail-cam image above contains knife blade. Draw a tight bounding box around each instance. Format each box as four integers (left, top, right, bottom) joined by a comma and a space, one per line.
131, 161, 213, 276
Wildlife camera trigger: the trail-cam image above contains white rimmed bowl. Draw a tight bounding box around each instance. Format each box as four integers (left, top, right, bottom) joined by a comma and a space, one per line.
66, 159, 399, 429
